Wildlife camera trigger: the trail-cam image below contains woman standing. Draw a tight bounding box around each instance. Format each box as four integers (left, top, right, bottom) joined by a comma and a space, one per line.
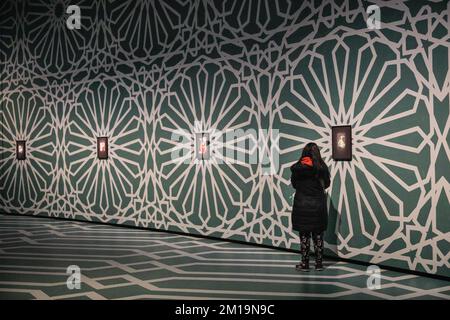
290, 142, 330, 271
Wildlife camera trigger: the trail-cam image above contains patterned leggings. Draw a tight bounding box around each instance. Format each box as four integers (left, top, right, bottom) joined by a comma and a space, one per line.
299, 232, 324, 264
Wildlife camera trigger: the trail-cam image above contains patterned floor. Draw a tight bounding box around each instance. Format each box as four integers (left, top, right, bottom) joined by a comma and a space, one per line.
0, 214, 448, 300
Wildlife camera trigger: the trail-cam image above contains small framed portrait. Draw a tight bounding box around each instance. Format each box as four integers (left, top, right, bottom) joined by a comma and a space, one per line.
16, 140, 26, 160
97, 137, 108, 159
195, 132, 210, 160
332, 126, 352, 161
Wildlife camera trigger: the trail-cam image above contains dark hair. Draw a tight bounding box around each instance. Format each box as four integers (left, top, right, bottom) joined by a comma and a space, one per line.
301, 142, 325, 171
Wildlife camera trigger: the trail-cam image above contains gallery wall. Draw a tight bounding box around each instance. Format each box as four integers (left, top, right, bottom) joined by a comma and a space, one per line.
0, 0, 449, 277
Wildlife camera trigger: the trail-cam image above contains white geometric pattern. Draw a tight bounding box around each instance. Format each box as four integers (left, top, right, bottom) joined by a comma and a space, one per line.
0, 0, 449, 277
0, 214, 448, 300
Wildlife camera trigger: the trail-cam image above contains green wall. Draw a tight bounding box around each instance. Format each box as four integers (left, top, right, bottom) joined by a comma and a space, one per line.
0, 0, 449, 277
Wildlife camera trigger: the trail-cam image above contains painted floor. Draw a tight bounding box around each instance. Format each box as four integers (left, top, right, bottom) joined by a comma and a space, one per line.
0, 214, 448, 300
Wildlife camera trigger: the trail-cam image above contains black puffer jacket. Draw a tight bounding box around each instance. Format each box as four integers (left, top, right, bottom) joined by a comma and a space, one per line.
290, 158, 331, 233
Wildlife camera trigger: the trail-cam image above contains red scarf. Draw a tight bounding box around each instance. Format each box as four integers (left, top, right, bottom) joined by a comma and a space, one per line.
300, 156, 313, 167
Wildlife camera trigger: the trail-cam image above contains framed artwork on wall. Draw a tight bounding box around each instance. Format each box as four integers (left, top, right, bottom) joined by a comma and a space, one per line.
195, 132, 210, 160
16, 140, 26, 160
97, 137, 108, 159
332, 125, 352, 161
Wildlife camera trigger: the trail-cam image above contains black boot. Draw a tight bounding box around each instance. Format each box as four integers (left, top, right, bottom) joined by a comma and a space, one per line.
296, 232, 310, 272
313, 232, 324, 271
295, 259, 309, 272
